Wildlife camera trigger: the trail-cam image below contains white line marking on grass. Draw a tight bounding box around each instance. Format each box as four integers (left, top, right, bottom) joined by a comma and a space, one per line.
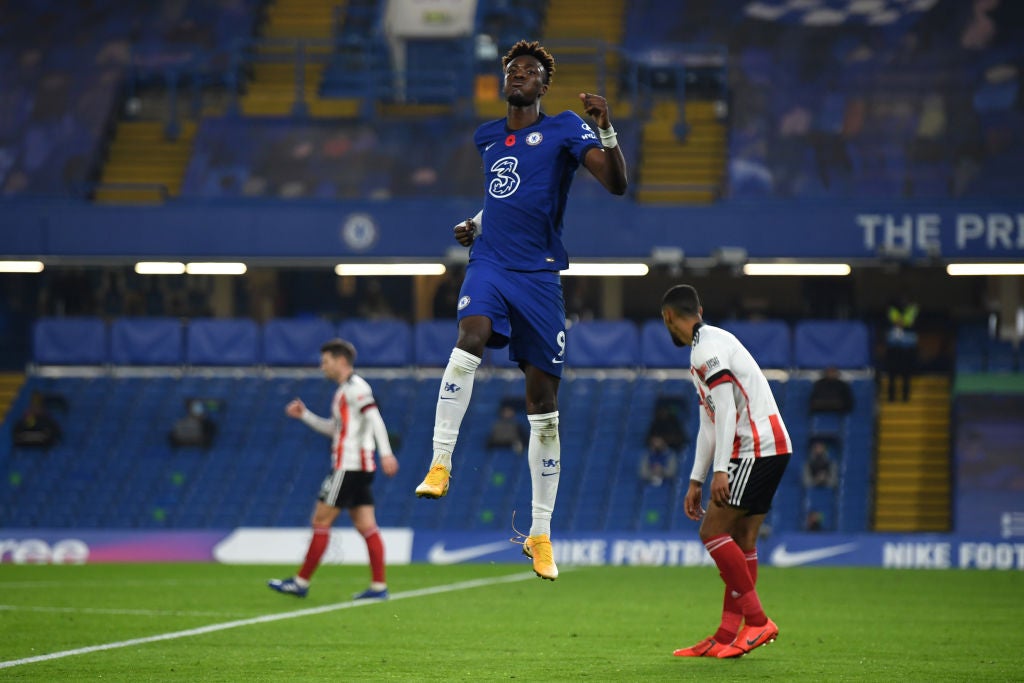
0, 605, 250, 618
0, 571, 538, 670
0, 578, 248, 589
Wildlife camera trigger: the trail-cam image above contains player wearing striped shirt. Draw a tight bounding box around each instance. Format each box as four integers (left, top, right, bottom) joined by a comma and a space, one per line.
268, 338, 398, 600
661, 285, 791, 659
414, 40, 628, 581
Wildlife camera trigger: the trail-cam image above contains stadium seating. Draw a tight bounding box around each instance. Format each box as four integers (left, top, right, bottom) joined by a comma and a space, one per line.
414, 319, 458, 367
0, 0, 262, 198
28, 316, 885, 374
566, 320, 640, 368
793, 320, 870, 369
263, 318, 336, 366
955, 322, 1021, 374
338, 318, 413, 367
721, 319, 791, 369
110, 318, 184, 365
186, 318, 260, 366
639, 319, 689, 369
2, 0, 1022, 202
0, 364, 874, 533
33, 317, 108, 365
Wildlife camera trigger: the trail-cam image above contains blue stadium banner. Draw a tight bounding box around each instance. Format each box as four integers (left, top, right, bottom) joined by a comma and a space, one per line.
7, 530, 1022, 570
411, 531, 1024, 570
4, 200, 1023, 260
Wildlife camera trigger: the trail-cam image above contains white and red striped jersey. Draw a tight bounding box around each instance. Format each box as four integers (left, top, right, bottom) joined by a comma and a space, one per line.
689, 323, 791, 480
300, 374, 393, 472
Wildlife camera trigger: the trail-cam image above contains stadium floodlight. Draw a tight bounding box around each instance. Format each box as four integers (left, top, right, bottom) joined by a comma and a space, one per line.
562, 262, 650, 276
135, 261, 186, 275
335, 263, 447, 276
743, 263, 852, 276
186, 262, 248, 275
946, 263, 1024, 276
0, 260, 44, 273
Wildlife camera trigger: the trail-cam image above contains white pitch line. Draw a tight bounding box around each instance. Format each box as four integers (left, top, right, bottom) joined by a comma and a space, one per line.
0, 578, 247, 589
0, 571, 538, 670
0, 605, 249, 619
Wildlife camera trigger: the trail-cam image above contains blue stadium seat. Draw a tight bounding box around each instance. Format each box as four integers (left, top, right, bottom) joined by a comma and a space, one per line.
414, 320, 456, 366
0, 372, 875, 534
484, 346, 520, 369
809, 412, 845, 438
338, 319, 413, 367
640, 319, 690, 368
794, 320, 870, 369
987, 338, 1019, 373
403, 38, 473, 104
186, 319, 260, 366
263, 318, 335, 366
567, 320, 639, 368
804, 486, 838, 531
33, 317, 107, 365
955, 323, 988, 373
721, 319, 791, 368
110, 318, 184, 365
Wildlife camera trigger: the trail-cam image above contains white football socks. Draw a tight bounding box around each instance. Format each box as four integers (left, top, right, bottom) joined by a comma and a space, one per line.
430, 348, 481, 470
527, 411, 560, 538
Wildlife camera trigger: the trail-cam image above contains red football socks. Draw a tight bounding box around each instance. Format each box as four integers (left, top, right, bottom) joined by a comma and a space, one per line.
705, 535, 767, 627
363, 527, 386, 584
297, 526, 330, 581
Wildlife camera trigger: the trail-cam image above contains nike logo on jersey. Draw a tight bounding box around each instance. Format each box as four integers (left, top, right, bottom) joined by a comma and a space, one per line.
485, 142, 496, 151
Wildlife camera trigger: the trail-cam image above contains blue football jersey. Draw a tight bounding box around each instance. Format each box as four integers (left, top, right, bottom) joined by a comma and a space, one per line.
469, 111, 601, 271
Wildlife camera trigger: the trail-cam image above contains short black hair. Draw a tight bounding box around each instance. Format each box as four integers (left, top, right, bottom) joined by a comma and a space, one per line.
661, 285, 701, 317
502, 40, 555, 84
320, 338, 357, 364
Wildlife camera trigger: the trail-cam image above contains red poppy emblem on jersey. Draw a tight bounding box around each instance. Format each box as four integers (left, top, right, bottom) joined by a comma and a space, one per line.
505, 134, 516, 147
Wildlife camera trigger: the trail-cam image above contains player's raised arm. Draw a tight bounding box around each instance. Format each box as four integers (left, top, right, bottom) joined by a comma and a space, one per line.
579, 92, 628, 195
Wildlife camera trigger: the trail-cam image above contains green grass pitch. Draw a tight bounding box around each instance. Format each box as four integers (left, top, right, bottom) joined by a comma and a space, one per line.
1, 562, 1021, 681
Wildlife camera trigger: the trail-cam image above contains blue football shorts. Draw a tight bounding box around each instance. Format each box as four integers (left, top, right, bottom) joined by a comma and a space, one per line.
457, 263, 566, 377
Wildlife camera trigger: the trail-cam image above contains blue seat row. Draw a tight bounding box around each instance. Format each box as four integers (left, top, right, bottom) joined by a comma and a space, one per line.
33, 317, 872, 369
956, 323, 1023, 374
0, 373, 874, 533
33, 317, 421, 367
